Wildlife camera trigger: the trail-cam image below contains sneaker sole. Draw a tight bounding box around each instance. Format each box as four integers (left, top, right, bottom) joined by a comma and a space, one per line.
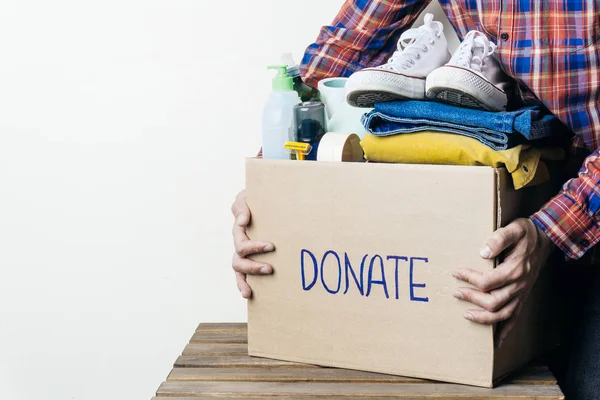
347, 90, 411, 108
429, 89, 493, 111
425, 66, 507, 111
346, 70, 426, 108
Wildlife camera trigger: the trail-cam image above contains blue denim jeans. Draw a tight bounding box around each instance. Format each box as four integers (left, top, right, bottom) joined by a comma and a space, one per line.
361, 101, 562, 151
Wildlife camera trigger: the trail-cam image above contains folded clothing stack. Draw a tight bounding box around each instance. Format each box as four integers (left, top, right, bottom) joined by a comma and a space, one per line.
359, 101, 566, 189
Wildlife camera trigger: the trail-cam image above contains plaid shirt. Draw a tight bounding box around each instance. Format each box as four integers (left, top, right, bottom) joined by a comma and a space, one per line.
299, 0, 600, 261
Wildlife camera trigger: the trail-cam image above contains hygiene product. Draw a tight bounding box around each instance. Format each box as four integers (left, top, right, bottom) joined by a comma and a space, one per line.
284, 142, 312, 161
262, 65, 301, 160
318, 77, 370, 139
292, 101, 327, 161
282, 53, 320, 102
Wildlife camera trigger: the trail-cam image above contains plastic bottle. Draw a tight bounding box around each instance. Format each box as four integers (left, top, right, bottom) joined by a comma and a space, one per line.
293, 101, 327, 161
281, 53, 320, 102
262, 65, 301, 160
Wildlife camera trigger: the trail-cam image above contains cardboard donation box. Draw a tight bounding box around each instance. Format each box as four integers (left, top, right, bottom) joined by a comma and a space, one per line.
245, 158, 558, 388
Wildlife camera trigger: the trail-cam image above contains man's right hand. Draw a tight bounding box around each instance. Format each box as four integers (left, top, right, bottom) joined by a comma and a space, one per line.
231, 189, 275, 298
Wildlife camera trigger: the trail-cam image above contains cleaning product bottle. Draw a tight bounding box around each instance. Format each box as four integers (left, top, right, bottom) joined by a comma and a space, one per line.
262, 65, 302, 160
281, 53, 320, 102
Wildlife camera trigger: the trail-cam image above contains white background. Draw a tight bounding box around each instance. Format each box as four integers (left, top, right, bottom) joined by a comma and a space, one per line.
0, 1, 455, 399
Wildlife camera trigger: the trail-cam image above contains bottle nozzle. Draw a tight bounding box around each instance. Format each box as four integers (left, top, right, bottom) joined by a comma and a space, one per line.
267, 65, 288, 76
267, 65, 294, 91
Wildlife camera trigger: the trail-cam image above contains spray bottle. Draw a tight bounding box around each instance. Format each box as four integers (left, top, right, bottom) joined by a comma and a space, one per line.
262, 65, 301, 160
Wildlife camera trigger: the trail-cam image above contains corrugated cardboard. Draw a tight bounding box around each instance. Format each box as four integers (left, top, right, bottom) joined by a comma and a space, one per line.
245, 158, 558, 388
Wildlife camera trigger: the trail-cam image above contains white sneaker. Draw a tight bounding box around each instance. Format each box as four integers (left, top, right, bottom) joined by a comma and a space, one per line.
346, 13, 451, 108
426, 31, 510, 111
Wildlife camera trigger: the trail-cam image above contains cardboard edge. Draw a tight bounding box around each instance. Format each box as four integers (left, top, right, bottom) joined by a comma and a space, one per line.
247, 350, 494, 388
495, 169, 502, 232
490, 168, 513, 387
246, 157, 503, 175
490, 168, 501, 387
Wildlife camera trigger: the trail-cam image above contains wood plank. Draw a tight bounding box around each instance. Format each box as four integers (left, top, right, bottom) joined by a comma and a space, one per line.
152, 394, 555, 400
154, 397, 559, 400
166, 367, 556, 385
157, 396, 458, 400
506, 368, 557, 385
152, 395, 454, 400
181, 340, 554, 383
156, 398, 427, 400
167, 367, 425, 383
156, 381, 564, 399
173, 349, 556, 385
174, 355, 319, 368
155, 396, 561, 400
182, 343, 248, 356
196, 323, 247, 332
190, 332, 247, 344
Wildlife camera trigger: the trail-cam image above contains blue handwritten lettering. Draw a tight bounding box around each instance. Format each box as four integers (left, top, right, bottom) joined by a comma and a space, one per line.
387, 255, 408, 300
409, 257, 429, 302
300, 249, 318, 291
344, 253, 366, 296
367, 255, 389, 299
320, 250, 342, 294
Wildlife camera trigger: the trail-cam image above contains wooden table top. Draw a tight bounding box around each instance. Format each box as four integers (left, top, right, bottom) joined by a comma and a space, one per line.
153, 323, 564, 399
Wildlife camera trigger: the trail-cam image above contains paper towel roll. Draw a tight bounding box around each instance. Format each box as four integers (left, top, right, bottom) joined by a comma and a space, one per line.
318, 77, 370, 139
317, 77, 348, 121
317, 132, 364, 162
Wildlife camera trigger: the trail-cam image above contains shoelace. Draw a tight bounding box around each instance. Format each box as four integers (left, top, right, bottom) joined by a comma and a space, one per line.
453, 30, 496, 72
387, 13, 443, 70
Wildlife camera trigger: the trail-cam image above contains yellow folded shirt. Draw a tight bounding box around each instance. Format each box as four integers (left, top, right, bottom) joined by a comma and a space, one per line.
361, 132, 564, 190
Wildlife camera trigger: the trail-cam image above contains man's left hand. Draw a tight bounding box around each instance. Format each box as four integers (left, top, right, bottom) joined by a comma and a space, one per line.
452, 218, 555, 347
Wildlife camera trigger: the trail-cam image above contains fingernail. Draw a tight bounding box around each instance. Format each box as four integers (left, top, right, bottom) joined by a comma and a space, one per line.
453, 290, 464, 300
260, 266, 271, 274
263, 244, 274, 252
463, 312, 474, 321
480, 246, 492, 259
236, 215, 247, 225
498, 340, 504, 349
452, 271, 461, 279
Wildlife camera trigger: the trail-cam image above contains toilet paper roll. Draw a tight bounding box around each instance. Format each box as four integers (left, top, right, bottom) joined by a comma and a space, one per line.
317, 132, 364, 162
317, 77, 348, 120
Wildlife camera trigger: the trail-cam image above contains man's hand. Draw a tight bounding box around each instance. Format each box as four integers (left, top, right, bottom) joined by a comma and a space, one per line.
231, 189, 274, 299
452, 218, 554, 347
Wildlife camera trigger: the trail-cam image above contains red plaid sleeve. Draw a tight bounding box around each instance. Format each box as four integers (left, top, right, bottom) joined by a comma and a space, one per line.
299, 0, 429, 88
532, 151, 600, 259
